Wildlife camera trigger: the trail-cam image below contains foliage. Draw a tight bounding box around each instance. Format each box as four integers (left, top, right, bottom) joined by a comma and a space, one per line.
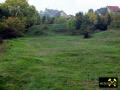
54, 16, 67, 24
66, 17, 76, 30
41, 16, 55, 24
3, 17, 25, 32
110, 13, 120, 28
0, 7, 10, 20
25, 5, 40, 27
0, 17, 25, 38
27, 25, 49, 36
75, 11, 94, 36
75, 12, 84, 30
1, 0, 39, 27
0, 0, 119, 39
74, 9, 114, 34
0, 0, 41, 39
4, 0, 29, 16
95, 13, 111, 30
86, 9, 97, 24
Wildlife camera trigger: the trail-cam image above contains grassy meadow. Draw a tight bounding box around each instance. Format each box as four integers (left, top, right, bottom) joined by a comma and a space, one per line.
0, 29, 120, 90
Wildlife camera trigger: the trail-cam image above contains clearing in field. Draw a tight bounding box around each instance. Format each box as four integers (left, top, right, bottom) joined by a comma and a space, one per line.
0, 29, 120, 90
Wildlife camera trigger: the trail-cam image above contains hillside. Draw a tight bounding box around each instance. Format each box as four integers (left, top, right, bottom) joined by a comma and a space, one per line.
0, 29, 120, 90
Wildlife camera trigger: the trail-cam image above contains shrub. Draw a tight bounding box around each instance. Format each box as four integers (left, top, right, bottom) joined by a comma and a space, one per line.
0, 28, 23, 39
0, 37, 3, 44
3, 17, 26, 32
110, 14, 120, 28
0, 17, 25, 39
27, 25, 48, 36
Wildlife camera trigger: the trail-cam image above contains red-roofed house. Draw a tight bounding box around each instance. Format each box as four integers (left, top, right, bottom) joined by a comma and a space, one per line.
107, 6, 120, 13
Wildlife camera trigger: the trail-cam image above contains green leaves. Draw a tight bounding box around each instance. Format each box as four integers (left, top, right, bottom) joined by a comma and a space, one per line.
3, 0, 39, 27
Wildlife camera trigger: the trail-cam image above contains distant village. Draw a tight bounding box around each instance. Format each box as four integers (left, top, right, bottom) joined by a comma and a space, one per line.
96, 6, 120, 15
40, 6, 120, 17
40, 8, 68, 17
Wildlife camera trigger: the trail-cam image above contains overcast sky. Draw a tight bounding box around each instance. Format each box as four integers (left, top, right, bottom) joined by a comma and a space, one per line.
0, 0, 120, 15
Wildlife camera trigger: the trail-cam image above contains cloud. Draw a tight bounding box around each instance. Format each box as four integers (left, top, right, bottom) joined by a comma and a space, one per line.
0, 0, 120, 15
28, 0, 120, 15
0, 0, 5, 3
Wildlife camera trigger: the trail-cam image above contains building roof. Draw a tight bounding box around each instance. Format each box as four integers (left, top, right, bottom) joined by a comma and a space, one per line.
107, 6, 120, 12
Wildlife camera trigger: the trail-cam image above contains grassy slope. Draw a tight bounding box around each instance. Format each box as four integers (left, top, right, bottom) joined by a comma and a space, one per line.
0, 29, 120, 90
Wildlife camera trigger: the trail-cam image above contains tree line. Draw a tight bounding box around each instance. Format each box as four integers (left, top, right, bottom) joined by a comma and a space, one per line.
0, 0, 120, 39
0, 0, 40, 39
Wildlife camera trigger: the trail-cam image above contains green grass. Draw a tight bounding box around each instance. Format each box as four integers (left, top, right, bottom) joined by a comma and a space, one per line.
27, 24, 67, 36
0, 29, 120, 90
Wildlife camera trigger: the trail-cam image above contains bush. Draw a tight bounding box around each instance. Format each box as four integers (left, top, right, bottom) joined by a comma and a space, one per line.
3, 17, 26, 32
0, 28, 23, 39
0, 37, 3, 44
27, 25, 48, 36
0, 17, 25, 39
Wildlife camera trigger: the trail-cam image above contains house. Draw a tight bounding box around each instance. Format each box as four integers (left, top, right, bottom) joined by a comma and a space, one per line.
96, 7, 107, 15
59, 11, 68, 17
40, 8, 68, 17
96, 6, 120, 15
107, 6, 120, 13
